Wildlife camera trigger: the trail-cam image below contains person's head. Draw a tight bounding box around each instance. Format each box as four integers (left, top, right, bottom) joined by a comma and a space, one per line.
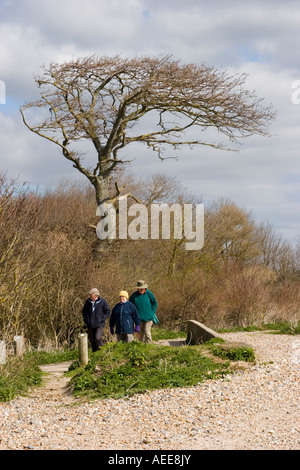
119, 290, 129, 303
89, 288, 100, 301
135, 280, 148, 294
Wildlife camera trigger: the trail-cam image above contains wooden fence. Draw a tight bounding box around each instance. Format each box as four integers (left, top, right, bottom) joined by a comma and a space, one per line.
0, 333, 89, 366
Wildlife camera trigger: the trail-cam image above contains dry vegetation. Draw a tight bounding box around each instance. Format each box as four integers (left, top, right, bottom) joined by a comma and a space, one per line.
0, 170, 299, 350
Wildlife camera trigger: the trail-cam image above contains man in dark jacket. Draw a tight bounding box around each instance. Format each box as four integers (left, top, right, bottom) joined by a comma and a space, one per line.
110, 291, 140, 343
82, 288, 111, 351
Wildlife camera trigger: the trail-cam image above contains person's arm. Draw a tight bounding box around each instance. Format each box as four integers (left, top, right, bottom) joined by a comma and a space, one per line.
103, 299, 111, 319
148, 291, 158, 313
131, 304, 140, 338
82, 301, 88, 324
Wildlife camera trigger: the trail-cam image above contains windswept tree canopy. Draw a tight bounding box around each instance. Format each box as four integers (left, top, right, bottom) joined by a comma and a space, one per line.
20, 55, 275, 205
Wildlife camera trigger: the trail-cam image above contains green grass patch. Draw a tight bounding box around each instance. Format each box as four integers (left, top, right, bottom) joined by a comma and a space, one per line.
0, 328, 259, 402
263, 322, 300, 335
210, 342, 256, 362
68, 341, 232, 399
151, 327, 186, 341
26, 349, 79, 364
218, 321, 300, 335
0, 349, 78, 402
0, 356, 43, 402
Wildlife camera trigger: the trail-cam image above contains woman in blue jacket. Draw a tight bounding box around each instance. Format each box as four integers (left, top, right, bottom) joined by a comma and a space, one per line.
110, 291, 140, 343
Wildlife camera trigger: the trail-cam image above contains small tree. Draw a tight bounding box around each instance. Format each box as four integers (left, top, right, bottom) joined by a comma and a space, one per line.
20, 55, 275, 208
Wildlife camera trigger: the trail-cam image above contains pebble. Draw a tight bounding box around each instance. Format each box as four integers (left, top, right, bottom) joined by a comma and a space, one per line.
0, 332, 299, 450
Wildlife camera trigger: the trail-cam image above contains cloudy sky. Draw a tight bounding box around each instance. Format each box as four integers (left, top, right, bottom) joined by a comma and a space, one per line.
1, 0, 299, 245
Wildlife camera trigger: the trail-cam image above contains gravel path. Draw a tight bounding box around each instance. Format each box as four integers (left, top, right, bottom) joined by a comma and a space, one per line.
0, 332, 299, 450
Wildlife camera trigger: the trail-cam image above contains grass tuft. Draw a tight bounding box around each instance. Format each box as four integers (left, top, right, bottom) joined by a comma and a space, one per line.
68, 340, 232, 399
0, 356, 42, 402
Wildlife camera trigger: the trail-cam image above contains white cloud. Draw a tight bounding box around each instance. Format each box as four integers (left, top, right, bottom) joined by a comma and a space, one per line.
1, 0, 146, 54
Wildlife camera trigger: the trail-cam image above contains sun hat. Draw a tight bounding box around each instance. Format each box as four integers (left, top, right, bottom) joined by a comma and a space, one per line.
135, 280, 148, 289
89, 288, 100, 295
119, 290, 129, 299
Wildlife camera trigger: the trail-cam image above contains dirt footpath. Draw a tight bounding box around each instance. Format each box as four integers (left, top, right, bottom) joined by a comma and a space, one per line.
38, 361, 74, 403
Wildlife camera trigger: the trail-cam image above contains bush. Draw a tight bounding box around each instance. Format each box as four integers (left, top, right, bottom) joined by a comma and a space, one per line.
1, 171, 299, 349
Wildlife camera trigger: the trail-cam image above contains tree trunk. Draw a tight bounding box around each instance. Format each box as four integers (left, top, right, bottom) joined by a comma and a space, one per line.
91, 174, 110, 207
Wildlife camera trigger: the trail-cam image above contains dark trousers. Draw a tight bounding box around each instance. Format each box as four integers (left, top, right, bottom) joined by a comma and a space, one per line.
87, 326, 104, 352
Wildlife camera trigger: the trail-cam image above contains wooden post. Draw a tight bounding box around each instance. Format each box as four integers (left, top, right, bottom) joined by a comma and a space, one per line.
0, 340, 6, 365
13, 335, 25, 357
78, 333, 88, 366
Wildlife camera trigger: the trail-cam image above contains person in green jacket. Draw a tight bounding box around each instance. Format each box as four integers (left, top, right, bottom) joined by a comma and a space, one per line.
129, 280, 158, 343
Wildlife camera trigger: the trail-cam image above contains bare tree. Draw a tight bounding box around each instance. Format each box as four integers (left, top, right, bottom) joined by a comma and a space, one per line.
20, 55, 275, 207
0, 172, 48, 340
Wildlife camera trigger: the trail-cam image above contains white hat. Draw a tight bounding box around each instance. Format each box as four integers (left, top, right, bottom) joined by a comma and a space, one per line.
89, 288, 100, 295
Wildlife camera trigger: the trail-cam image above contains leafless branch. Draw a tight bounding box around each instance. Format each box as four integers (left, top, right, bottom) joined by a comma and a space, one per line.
20, 55, 275, 206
